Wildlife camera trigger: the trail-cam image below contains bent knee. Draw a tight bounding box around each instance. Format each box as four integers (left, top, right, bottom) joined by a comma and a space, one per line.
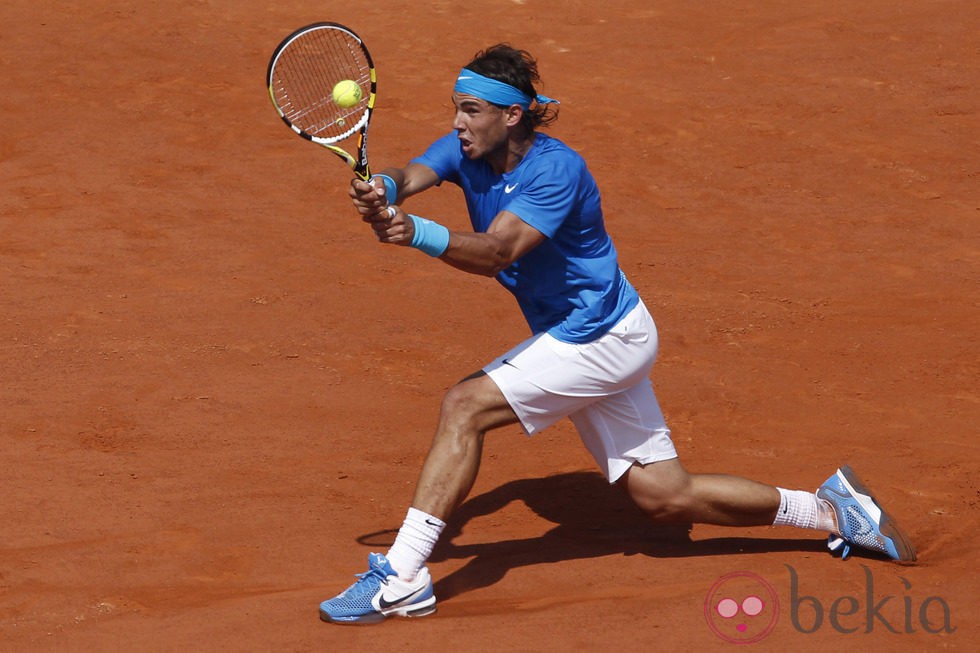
438, 374, 517, 434
440, 380, 485, 422
621, 462, 695, 522
633, 493, 697, 523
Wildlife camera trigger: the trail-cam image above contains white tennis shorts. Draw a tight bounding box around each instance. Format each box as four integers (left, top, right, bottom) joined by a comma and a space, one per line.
484, 301, 677, 482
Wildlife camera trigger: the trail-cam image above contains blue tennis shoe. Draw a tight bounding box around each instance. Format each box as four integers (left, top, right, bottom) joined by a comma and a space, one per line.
817, 465, 916, 562
319, 553, 437, 624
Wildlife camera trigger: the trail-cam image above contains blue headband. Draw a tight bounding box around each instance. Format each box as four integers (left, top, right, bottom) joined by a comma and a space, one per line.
454, 69, 559, 110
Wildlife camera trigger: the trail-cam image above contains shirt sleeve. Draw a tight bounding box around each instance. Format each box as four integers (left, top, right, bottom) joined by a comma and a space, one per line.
504, 157, 580, 239
410, 132, 461, 183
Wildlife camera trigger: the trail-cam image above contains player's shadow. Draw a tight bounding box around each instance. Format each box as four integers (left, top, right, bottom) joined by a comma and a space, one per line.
357, 471, 827, 601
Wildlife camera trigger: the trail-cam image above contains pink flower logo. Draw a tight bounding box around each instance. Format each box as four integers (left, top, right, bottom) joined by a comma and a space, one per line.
704, 571, 779, 644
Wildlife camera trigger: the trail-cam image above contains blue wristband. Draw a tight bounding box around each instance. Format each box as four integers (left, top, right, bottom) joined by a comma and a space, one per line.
370, 174, 397, 202
408, 214, 450, 257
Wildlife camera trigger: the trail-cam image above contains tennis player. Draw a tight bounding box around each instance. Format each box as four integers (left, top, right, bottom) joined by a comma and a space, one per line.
318, 44, 916, 624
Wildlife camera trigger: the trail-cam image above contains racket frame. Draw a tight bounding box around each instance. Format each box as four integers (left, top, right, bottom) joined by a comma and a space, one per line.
267, 22, 377, 180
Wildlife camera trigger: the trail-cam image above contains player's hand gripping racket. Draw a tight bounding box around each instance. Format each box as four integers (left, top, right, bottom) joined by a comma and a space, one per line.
267, 22, 377, 180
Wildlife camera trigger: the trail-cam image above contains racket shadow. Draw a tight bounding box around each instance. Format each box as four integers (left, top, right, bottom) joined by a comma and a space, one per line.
356, 471, 827, 602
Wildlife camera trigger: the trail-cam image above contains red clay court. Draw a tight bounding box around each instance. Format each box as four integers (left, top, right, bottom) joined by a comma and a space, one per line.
1, 1, 975, 650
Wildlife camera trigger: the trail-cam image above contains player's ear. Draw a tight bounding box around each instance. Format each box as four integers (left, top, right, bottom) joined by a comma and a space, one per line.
504, 104, 524, 127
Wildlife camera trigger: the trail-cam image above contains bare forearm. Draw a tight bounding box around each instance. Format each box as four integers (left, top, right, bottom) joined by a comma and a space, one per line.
438, 231, 513, 277
413, 210, 544, 276
359, 182, 544, 276
374, 162, 438, 203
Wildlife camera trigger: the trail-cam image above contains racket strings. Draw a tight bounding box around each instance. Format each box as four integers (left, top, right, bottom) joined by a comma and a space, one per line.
271, 27, 372, 141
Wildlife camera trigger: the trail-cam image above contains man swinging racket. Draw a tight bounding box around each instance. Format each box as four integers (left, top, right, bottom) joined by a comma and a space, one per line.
318, 44, 916, 624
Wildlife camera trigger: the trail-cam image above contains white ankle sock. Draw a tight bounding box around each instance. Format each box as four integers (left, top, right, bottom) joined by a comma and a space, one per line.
385, 507, 445, 581
772, 488, 838, 533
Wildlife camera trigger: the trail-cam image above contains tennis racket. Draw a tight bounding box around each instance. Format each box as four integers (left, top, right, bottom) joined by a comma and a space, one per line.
267, 22, 377, 180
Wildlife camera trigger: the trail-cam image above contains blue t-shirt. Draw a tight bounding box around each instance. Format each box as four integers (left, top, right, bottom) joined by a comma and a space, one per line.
412, 132, 638, 344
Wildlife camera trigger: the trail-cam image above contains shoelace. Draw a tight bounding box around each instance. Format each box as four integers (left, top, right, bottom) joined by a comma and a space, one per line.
346, 564, 390, 598
827, 534, 853, 560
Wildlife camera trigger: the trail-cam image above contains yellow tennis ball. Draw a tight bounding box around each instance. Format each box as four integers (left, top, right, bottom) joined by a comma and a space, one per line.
332, 80, 362, 108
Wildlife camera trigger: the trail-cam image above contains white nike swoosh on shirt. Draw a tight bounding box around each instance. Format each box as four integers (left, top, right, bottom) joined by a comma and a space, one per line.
504, 183, 519, 193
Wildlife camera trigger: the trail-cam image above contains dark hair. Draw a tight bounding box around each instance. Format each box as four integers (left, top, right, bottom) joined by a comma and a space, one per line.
465, 44, 558, 132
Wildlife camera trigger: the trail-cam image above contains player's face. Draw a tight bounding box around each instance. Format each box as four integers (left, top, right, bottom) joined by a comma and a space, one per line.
451, 93, 511, 162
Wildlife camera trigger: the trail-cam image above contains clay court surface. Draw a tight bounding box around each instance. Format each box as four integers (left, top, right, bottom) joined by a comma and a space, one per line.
2, 1, 976, 650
